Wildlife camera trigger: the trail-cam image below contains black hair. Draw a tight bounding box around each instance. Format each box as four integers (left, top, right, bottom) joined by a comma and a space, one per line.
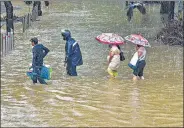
30, 37, 38, 44
137, 44, 142, 47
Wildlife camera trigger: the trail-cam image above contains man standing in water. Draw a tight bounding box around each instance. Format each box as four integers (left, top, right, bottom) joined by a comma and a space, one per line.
30, 37, 50, 84
61, 29, 83, 76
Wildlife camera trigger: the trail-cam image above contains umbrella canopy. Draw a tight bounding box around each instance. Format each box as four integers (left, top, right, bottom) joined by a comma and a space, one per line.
96, 33, 125, 45
124, 34, 151, 47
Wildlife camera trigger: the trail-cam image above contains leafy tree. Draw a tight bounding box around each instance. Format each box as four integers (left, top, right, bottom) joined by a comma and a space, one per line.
160, 1, 175, 21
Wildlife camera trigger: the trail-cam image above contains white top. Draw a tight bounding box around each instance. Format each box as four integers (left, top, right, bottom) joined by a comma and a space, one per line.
107, 54, 120, 70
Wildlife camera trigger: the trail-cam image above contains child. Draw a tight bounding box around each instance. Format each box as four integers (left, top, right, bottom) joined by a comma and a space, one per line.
107, 45, 121, 78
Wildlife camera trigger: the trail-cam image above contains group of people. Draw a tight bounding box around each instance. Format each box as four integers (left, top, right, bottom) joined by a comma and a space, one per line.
107, 44, 146, 81
29, 29, 83, 84
29, 29, 147, 84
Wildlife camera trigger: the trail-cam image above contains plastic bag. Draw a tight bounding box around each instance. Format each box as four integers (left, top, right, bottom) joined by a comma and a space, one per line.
128, 52, 138, 70
26, 64, 52, 80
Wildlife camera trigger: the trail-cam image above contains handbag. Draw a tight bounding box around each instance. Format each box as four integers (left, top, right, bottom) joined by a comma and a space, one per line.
120, 51, 125, 61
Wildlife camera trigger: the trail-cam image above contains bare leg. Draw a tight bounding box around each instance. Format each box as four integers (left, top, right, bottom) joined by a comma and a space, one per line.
133, 75, 138, 81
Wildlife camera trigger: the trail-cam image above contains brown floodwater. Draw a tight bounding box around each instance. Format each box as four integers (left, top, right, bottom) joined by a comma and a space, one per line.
1, 0, 183, 127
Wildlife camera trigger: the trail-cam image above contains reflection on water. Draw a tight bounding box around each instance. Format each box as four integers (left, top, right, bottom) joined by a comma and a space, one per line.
1, 0, 183, 127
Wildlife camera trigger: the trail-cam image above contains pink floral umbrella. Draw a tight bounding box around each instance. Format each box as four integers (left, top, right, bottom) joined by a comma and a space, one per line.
124, 34, 151, 47
95, 33, 126, 45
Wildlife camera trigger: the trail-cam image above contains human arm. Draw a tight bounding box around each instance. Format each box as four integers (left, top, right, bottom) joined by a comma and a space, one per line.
42, 45, 50, 58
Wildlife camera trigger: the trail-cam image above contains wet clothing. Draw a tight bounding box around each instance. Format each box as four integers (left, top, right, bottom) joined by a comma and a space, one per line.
107, 68, 118, 77
138, 46, 146, 61
32, 44, 49, 67
129, 47, 146, 77
66, 63, 77, 76
107, 54, 120, 71
107, 46, 120, 77
133, 60, 146, 77
32, 66, 47, 84
31, 44, 49, 84
65, 36, 83, 76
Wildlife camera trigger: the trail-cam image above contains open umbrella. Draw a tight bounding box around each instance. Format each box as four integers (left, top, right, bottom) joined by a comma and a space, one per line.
95, 33, 125, 45
124, 34, 151, 47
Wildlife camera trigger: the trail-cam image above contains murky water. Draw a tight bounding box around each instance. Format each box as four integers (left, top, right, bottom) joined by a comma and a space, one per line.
1, 0, 183, 127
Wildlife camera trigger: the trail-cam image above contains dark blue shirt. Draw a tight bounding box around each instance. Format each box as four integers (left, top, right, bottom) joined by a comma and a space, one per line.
32, 44, 49, 67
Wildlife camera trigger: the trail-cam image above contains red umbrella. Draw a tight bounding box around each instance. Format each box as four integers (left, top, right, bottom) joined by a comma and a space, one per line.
124, 34, 151, 47
95, 33, 125, 45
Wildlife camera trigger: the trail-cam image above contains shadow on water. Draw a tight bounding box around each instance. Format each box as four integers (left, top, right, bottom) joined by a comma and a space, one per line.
1, 0, 183, 127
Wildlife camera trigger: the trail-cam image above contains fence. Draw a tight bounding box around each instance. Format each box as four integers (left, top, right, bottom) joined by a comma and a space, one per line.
22, 13, 31, 33
1, 32, 14, 57
1, 5, 39, 57
22, 5, 38, 32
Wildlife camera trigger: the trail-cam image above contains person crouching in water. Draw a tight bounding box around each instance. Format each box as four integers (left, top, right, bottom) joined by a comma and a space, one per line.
107, 45, 120, 78
61, 29, 83, 76
128, 44, 146, 80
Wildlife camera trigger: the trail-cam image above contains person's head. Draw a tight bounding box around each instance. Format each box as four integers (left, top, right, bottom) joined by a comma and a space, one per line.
135, 44, 144, 50
61, 29, 71, 40
110, 45, 120, 55
30, 37, 38, 46
137, 44, 141, 47
109, 44, 112, 48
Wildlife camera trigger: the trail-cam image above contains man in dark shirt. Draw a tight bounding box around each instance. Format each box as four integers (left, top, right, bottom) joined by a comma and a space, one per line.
30, 37, 50, 84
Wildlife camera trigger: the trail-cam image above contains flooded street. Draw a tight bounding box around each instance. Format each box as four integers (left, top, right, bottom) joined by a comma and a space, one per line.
1, 0, 183, 127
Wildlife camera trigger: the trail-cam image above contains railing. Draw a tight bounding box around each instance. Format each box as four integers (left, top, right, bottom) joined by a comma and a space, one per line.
1, 32, 14, 57
1, 5, 41, 57
22, 13, 31, 33
22, 5, 38, 32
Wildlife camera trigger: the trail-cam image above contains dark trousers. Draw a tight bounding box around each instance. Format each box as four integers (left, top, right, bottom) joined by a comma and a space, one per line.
66, 61, 77, 76
32, 66, 47, 84
133, 60, 146, 77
